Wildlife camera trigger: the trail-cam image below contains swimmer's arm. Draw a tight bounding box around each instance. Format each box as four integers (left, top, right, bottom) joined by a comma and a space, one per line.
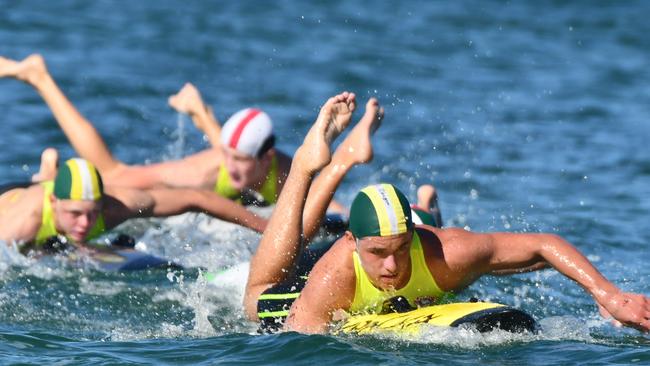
477, 232, 650, 332
285, 244, 356, 334
105, 188, 267, 233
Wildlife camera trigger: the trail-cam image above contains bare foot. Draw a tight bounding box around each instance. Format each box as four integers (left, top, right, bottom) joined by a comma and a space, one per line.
333, 97, 384, 166
417, 184, 442, 227
417, 184, 437, 209
296, 92, 356, 173
31, 148, 59, 182
0, 54, 48, 86
169, 83, 205, 117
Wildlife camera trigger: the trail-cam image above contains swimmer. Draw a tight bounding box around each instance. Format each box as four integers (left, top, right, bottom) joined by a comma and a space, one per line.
243, 95, 650, 334
0, 54, 346, 214
0, 157, 269, 251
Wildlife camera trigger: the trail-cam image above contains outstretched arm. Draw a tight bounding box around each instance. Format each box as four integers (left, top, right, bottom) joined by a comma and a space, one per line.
168, 83, 222, 147
104, 187, 267, 233
467, 231, 650, 332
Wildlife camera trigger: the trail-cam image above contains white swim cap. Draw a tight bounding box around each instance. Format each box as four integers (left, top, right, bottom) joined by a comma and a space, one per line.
220, 108, 274, 157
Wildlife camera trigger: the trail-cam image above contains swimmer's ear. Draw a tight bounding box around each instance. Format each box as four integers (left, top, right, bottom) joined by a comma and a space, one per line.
49, 193, 57, 206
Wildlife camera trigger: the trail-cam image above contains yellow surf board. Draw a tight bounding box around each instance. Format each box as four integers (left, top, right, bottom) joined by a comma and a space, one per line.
339, 302, 536, 335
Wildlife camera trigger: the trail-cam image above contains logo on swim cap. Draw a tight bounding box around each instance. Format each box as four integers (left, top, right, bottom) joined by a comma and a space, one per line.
54, 158, 104, 201
220, 108, 274, 157
349, 184, 413, 239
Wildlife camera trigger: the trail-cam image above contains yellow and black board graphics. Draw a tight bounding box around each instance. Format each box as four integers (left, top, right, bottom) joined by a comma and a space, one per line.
338, 302, 536, 335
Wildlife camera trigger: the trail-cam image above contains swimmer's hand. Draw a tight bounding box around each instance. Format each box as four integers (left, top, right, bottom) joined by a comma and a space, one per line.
599, 291, 650, 332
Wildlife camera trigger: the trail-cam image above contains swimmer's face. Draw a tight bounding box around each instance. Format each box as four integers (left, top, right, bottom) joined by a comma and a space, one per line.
51, 196, 102, 243
355, 230, 413, 291
222, 146, 273, 190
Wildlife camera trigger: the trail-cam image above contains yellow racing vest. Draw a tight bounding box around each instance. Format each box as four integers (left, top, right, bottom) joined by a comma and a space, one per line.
214, 156, 278, 205
350, 232, 449, 314
35, 181, 106, 245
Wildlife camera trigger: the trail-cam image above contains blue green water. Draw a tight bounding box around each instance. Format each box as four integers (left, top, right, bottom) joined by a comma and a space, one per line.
1, 1, 649, 364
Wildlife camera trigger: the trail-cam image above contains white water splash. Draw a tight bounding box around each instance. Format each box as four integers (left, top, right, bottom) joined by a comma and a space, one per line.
78, 278, 129, 296
362, 314, 598, 349
165, 113, 187, 160
0, 242, 70, 281
135, 211, 266, 270
109, 322, 187, 341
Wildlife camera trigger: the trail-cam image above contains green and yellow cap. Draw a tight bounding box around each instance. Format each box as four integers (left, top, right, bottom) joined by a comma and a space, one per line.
54, 158, 104, 201
348, 184, 413, 239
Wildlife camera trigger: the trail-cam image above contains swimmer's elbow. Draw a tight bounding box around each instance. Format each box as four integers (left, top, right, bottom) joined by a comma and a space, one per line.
536, 233, 575, 257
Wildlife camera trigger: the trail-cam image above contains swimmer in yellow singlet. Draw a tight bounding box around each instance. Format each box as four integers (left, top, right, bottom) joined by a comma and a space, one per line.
243, 91, 650, 334
0, 157, 269, 252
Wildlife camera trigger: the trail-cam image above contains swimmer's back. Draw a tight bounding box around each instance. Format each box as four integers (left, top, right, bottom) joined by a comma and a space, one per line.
0, 181, 34, 207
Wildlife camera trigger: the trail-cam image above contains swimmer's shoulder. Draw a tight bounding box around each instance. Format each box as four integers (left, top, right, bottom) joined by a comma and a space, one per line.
313, 234, 357, 273
301, 235, 357, 309
0, 184, 45, 244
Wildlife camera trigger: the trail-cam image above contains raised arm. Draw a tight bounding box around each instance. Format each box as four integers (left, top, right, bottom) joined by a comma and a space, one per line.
168, 83, 222, 147
104, 187, 267, 233
458, 230, 650, 332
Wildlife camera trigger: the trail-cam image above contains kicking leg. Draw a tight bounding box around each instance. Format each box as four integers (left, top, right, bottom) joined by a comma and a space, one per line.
0, 54, 122, 175
1, 54, 198, 190
31, 148, 59, 182
168, 83, 223, 147
244, 92, 356, 320
417, 184, 443, 228
302, 97, 384, 242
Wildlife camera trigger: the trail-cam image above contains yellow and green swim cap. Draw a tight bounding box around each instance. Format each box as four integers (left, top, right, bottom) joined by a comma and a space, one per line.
53, 158, 104, 201
348, 184, 413, 239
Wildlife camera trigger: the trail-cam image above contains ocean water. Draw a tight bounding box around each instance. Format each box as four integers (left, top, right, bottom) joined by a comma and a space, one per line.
1, 0, 649, 364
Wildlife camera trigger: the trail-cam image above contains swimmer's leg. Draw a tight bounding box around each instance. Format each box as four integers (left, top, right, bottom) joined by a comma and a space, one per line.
31, 148, 59, 182
1, 55, 189, 190
244, 92, 356, 320
168, 83, 223, 147
302, 97, 384, 242
0, 55, 122, 174
417, 184, 443, 228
